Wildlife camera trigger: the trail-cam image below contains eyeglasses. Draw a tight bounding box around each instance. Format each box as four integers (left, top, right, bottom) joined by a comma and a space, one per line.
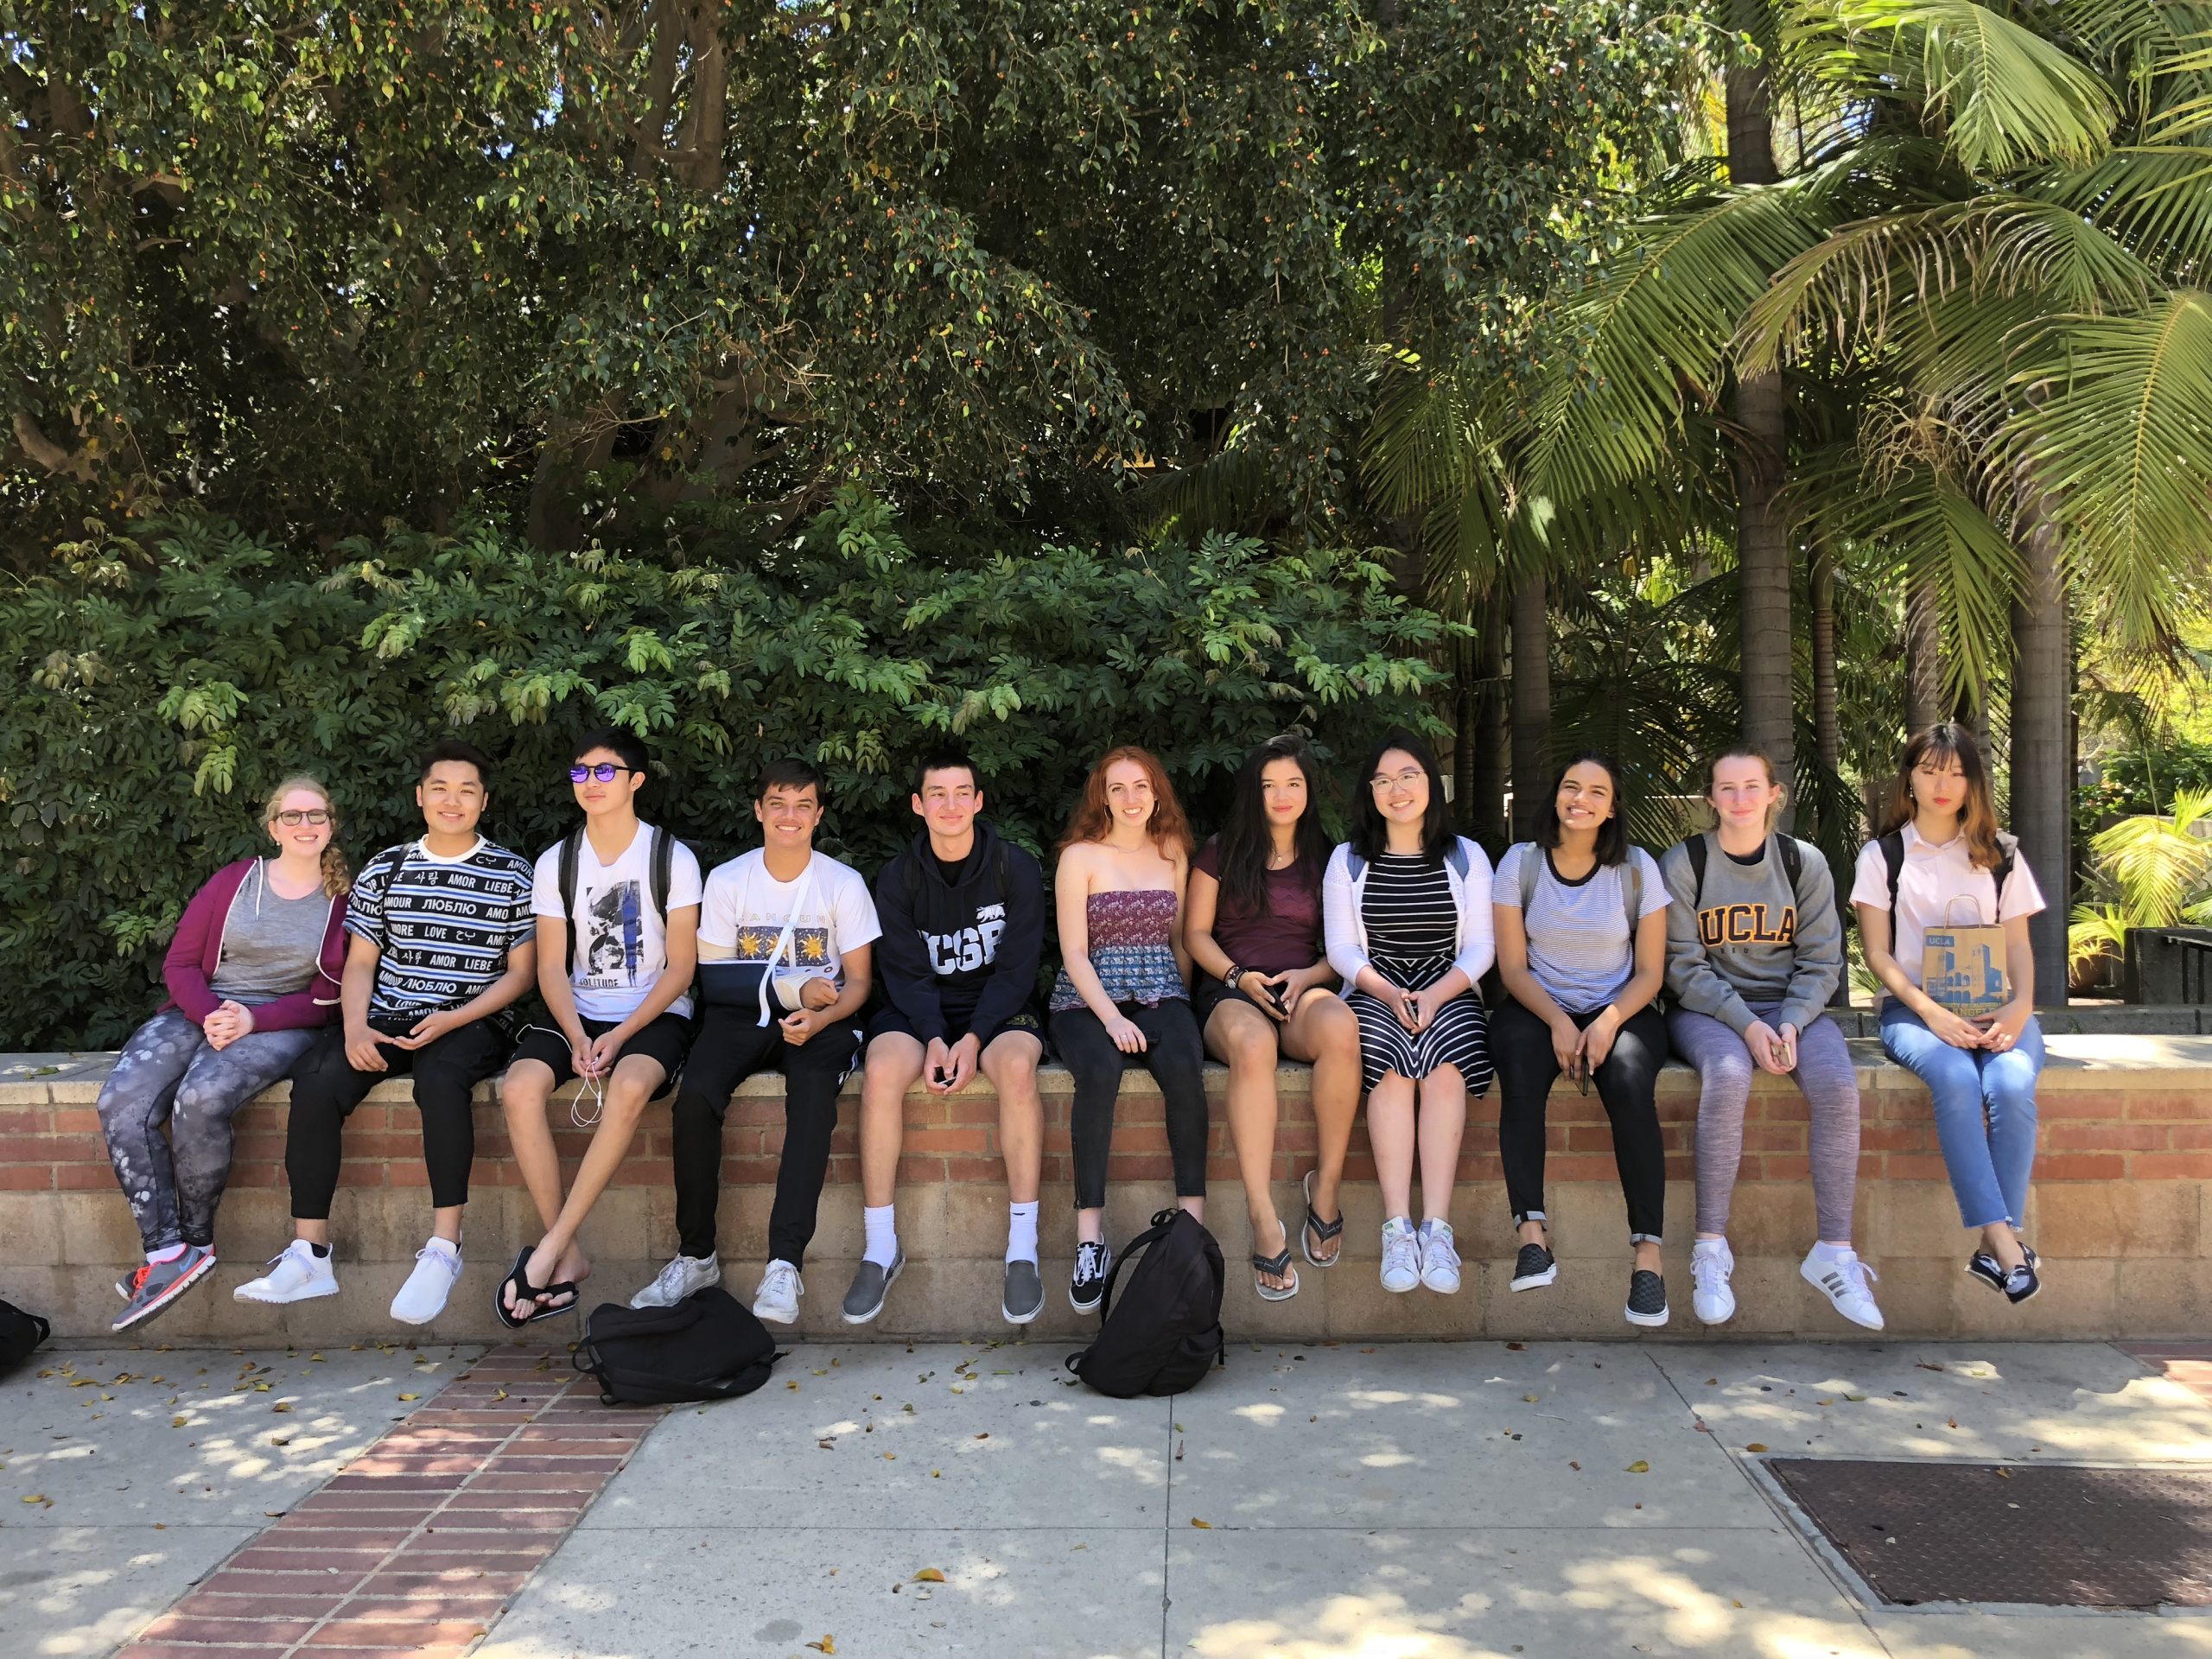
1370, 769, 1425, 791
569, 763, 639, 784
275, 810, 333, 826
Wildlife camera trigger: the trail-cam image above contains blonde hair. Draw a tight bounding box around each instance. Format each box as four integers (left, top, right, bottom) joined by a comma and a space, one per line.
1705, 746, 1788, 832
263, 775, 353, 897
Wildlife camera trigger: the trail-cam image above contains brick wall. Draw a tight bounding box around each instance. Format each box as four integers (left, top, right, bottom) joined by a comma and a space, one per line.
3, 1036, 2209, 1342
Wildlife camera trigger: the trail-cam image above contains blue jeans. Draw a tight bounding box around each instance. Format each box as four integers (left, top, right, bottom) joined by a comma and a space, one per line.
1879, 1003, 2045, 1230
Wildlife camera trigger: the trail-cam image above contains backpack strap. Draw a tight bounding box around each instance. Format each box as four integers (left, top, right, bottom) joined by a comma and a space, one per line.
1445, 839, 1471, 880
1777, 834, 1802, 891
650, 827, 673, 922
1993, 831, 2018, 902
1879, 830, 1906, 912
1621, 853, 1643, 938
1518, 844, 1541, 912
559, 827, 585, 976
1686, 833, 1709, 909
1345, 848, 1367, 885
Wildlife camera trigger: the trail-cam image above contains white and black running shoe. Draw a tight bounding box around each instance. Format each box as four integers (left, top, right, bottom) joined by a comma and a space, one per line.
1968, 1243, 2041, 1304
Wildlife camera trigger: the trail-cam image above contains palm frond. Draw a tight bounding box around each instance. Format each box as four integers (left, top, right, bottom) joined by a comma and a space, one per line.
2040, 146, 2212, 278
2086, 786, 2212, 923
1806, 0, 2121, 171
2002, 289, 2212, 649
1130, 446, 1272, 541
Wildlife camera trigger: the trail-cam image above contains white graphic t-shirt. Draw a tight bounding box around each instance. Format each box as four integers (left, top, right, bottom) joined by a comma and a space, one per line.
698, 849, 881, 1022
531, 823, 704, 1022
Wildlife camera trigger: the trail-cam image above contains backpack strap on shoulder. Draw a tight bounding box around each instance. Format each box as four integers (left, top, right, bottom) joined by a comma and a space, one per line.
1879, 830, 1906, 912
1993, 831, 2018, 899
1445, 839, 1471, 880
1620, 852, 1643, 938
1777, 834, 1802, 891
650, 827, 673, 922
1518, 844, 1541, 912
559, 828, 584, 976
1686, 833, 1709, 909
1345, 848, 1367, 885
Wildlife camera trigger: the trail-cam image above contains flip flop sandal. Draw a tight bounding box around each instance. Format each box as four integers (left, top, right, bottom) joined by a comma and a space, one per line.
1301, 1170, 1344, 1268
494, 1246, 579, 1329
1251, 1243, 1300, 1302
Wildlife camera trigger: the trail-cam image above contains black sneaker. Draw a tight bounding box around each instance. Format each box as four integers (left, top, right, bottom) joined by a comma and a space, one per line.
1624, 1268, 1669, 1328
1967, 1243, 2040, 1300
1070, 1240, 1112, 1313
1509, 1243, 1557, 1292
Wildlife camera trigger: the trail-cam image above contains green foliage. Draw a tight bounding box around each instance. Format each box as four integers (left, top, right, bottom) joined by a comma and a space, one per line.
0, 494, 1452, 1047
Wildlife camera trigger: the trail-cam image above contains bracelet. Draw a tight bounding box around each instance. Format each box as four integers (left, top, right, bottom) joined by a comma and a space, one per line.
1224, 963, 1246, 989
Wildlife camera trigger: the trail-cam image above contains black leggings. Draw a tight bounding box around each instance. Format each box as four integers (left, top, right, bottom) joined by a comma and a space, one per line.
1051, 999, 1209, 1210
284, 1016, 512, 1218
671, 1007, 861, 1267
1492, 996, 1668, 1243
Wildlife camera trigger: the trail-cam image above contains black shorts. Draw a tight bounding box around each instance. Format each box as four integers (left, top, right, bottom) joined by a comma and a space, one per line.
1192, 973, 1295, 1029
865, 1003, 1045, 1055
507, 1011, 693, 1102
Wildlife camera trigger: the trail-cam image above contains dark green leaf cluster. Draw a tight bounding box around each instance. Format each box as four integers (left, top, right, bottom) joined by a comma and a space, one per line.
0, 491, 1452, 1047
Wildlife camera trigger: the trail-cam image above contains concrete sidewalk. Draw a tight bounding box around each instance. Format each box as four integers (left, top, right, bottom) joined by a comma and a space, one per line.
7, 1338, 2212, 1658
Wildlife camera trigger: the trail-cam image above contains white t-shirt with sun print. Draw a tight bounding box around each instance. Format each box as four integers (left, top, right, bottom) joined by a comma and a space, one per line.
697, 849, 881, 1021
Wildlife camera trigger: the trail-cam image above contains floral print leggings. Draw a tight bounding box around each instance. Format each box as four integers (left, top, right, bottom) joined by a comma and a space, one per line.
96, 1008, 317, 1253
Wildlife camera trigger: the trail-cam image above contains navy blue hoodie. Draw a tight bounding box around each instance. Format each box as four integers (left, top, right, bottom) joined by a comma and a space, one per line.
871, 819, 1046, 1043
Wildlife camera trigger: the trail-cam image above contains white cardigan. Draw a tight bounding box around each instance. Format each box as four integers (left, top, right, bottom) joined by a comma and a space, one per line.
1322, 836, 1497, 990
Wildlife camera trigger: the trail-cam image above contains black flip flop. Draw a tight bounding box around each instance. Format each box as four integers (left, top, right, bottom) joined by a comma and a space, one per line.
1252, 1242, 1299, 1302
494, 1246, 578, 1328
1300, 1170, 1344, 1268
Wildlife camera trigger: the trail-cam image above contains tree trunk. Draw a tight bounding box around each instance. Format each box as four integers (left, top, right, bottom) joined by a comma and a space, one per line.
1726, 44, 1796, 799
1904, 575, 1945, 735
1471, 604, 1510, 850
2011, 495, 2070, 1007
1510, 574, 1552, 842
1808, 537, 1840, 811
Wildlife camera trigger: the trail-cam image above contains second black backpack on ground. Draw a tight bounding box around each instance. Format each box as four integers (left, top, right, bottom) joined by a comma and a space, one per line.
0, 1298, 48, 1376
1066, 1208, 1226, 1398
574, 1286, 777, 1406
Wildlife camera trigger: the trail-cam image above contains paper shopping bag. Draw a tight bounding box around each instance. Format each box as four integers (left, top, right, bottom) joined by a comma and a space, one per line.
1921, 924, 2010, 1016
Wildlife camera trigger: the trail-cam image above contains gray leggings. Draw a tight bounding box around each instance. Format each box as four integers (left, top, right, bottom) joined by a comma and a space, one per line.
1667, 1005, 1860, 1243
96, 1008, 318, 1253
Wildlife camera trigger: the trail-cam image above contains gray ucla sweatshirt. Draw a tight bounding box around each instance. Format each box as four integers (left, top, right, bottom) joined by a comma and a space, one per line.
1659, 832, 1843, 1035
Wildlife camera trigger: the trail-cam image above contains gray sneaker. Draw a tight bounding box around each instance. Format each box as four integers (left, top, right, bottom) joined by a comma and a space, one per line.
1001, 1258, 1045, 1325
836, 1256, 906, 1336
629, 1253, 721, 1310
841, 1250, 905, 1325
113, 1244, 217, 1332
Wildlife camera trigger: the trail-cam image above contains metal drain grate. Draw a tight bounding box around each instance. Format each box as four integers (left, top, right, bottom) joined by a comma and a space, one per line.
1769, 1459, 2212, 1608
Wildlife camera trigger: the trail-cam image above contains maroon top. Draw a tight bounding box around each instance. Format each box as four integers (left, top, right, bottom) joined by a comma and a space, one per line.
1193, 837, 1324, 975
161, 858, 350, 1031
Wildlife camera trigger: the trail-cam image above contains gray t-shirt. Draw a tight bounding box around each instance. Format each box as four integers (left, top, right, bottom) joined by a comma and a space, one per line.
210, 865, 333, 1005
1493, 842, 1669, 1013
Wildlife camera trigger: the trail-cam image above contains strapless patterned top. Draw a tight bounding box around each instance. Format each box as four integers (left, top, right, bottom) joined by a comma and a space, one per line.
1048, 887, 1187, 1011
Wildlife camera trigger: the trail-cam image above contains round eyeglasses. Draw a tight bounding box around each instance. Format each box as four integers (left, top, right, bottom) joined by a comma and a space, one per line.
274, 810, 334, 826
569, 763, 639, 784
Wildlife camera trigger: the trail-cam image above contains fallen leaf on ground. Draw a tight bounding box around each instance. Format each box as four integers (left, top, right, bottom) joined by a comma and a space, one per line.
804, 1639, 835, 1655
1523, 1395, 1540, 1403
1505, 1341, 1526, 1351
1745, 1443, 1768, 1453
397, 1394, 418, 1402
22, 1495, 47, 1504
270, 1402, 293, 1414
1625, 1460, 1649, 1473
171, 1416, 188, 1427
1568, 1461, 1580, 1471
1190, 1517, 1212, 1529
912, 1567, 945, 1582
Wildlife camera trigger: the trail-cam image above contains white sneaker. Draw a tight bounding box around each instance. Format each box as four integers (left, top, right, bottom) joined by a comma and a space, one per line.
234, 1238, 339, 1305
1379, 1217, 1421, 1294
751, 1259, 803, 1325
1692, 1238, 1737, 1325
632, 1253, 721, 1310
1802, 1246, 1885, 1331
1416, 1219, 1461, 1294
390, 1241, 462, 1325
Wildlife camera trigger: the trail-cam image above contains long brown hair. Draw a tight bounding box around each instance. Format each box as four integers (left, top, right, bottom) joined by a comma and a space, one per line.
263, 775, 353, 898
1059, 746, 1194, 857
1878, 723, 2005, 870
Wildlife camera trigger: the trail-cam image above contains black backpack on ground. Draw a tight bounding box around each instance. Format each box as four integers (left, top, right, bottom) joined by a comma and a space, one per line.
573, 1286, 776, 1406
0, 1298, 50, 1375
1066, 1209, 1226, 1398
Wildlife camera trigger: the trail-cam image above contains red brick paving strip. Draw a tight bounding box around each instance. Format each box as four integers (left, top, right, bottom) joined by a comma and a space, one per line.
118, 1344, 665, 1659
2120, 1342, 2212, 1407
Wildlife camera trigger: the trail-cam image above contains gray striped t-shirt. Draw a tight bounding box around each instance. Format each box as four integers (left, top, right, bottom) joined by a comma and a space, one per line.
1492, 842, 1669, 1013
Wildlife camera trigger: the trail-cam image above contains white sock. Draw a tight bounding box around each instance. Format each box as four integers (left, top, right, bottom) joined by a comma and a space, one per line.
1694, 1237, 1730, 1259
863, 1205, 899, 1269
1806, 1240, 1851, 1264
148, 1243, 186, 1266
423, 1235, 461, 1262
1006, 1201, 1039, 1265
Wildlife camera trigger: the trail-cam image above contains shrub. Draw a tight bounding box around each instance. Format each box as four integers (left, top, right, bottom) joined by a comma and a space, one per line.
1, 493, 1454, 1046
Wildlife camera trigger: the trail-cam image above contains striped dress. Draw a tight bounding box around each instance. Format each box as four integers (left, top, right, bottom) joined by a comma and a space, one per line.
1344, 853, 1492, 1093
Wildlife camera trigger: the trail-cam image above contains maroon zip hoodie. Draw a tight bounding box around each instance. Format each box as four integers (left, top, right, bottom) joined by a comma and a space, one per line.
160, 858, 349, 1031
